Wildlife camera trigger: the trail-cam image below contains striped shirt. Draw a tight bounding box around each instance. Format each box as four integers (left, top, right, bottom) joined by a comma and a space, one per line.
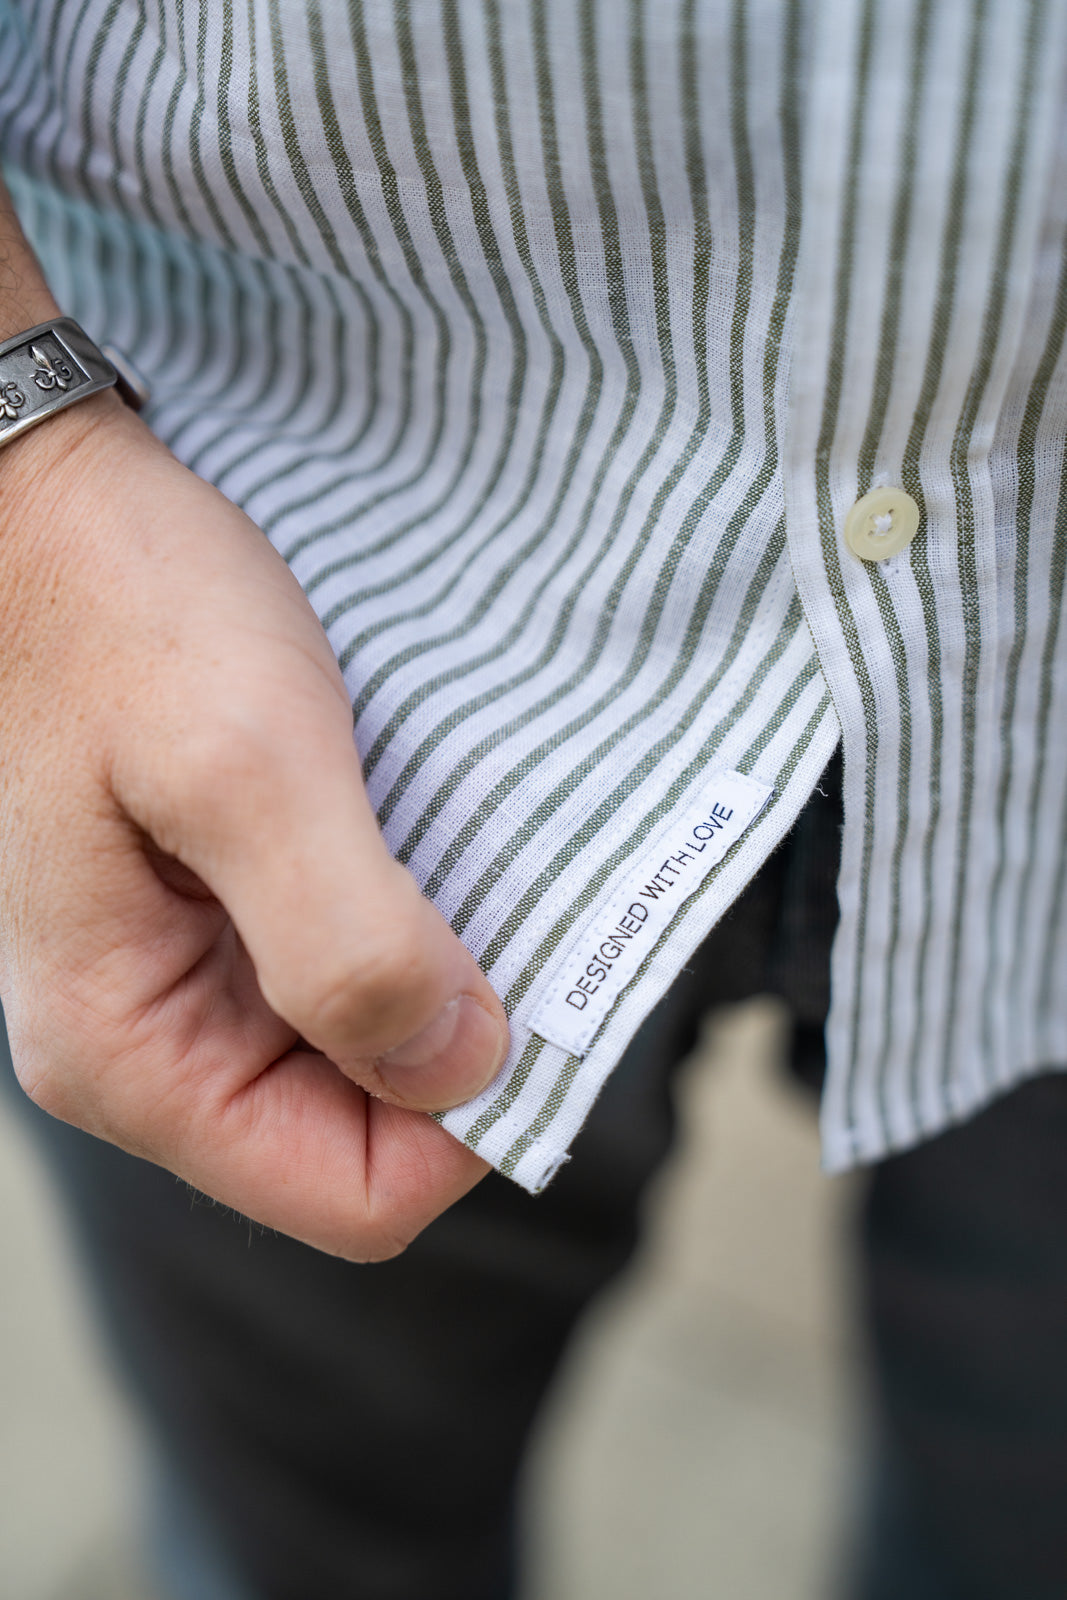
1, 0, 1065, 1191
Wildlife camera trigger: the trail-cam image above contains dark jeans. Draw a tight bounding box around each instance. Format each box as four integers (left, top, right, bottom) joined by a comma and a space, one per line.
854, 1072, 1067, 1600
3, 763, 1066, 1599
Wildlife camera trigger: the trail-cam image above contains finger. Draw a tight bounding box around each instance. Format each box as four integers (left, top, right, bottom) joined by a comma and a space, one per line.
179, 1048, 490, 1259
122, 671, 509, 1114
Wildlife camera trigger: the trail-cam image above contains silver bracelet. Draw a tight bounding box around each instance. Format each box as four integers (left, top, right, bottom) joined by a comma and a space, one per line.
0, 317, 149, 451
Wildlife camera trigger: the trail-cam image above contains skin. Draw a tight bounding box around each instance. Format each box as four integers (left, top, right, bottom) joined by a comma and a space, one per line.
0, 181, 509, 1261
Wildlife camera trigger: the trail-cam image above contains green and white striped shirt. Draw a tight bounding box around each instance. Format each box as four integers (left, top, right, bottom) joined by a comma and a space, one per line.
2, 0, 1065, 1189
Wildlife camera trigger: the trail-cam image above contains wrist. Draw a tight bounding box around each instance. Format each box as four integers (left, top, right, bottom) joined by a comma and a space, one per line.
0, 388, 149, 603
0, 380, 130, 499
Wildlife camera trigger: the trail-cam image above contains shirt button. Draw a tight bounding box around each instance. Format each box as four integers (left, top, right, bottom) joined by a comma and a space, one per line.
843, 486, 920, 560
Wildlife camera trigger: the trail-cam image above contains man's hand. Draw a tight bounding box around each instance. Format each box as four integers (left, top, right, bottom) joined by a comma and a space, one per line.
0, 391, 508, 1260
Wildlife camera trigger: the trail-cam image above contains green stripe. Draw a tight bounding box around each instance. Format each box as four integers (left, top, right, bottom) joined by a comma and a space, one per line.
462, 1033, 546, 1150
74, 0, 122, 202
809, 0, 881, 1151
852, 0, 930, 1126
45, 0, 90, 193
182, 0, 381, 479
132, 0, 174, 233
321, 0, 577, 727
985, 158, 1067, 1061
305, 0, 626, 631
356, 0, 697, 805
269, 0, 467, 569
101, 0, 149, 218
899, 1, 987, 1124
407, 0, 801, 912
215, 0, 272, 254
937, 0, 1047, 1087
157, 1, 200, 241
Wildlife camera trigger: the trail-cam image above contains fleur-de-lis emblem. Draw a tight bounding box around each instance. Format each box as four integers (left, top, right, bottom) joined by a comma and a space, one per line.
0, 381, 26, 422
31, 343, 74, 392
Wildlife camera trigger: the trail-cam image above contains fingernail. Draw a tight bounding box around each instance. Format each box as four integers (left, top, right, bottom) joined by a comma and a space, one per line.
375, 995, 509, 1111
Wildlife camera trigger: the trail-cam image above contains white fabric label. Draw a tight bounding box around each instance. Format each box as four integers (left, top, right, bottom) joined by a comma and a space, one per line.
529, 770, 773, 1056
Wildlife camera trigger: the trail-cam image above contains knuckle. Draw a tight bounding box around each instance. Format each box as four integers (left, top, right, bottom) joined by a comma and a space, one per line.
6, 1005, 85, 1123
15, 1059, 73, 1121
128, 710, 272, 851
174, 705, 277, 805
6, 982, 152, 1144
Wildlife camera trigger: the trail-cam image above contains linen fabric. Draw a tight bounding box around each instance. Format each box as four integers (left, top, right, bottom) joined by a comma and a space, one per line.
1, 0, 1065, 1190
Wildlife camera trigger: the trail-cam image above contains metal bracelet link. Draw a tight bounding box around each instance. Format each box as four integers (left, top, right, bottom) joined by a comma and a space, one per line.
0, 318, 148, 451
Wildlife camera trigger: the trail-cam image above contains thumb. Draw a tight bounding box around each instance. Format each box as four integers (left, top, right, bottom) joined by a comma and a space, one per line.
129, 673, 509, 1113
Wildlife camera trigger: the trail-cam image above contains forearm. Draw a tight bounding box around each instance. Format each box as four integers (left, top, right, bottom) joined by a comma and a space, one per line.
0, 171, 127, 585
0, 172, 60, 336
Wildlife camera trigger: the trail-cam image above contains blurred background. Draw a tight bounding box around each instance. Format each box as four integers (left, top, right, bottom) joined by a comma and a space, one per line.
0, 997, 866, 1600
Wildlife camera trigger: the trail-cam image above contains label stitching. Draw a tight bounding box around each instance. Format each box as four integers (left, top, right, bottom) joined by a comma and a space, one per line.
528, 771, 773, 1056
